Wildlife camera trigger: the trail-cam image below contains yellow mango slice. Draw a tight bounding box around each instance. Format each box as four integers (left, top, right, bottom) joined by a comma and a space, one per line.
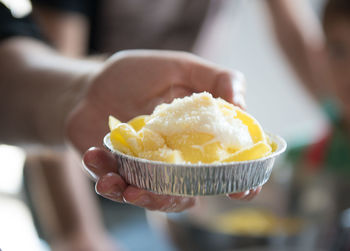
110, 128, 132, 155
217, 98, 236, 117
107, 94, 274, 163
235, 109, 265, 144
108, 115, 121, 131
138, 147, 183, 163
222, 141, 271, 162
138, 128, 165, 151
128, 115, 149, 132
110, 124, 142, 154
266, 134, 277, 153
166, 133, 227, 163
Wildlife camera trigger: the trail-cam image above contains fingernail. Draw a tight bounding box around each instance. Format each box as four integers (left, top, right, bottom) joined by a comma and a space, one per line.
233, 94, 247, 110
243, 190, 250, 197
232, 70, 245, 89
103, 189, 124, 202
82, 153, 100, 177
95, 181, 124, 202
243, 190, 255, 201
82, 162, 98, 180
105, 191, 122, 199
104, 183, 123, 197
231, 70, 246, 109
130, 194, 152, 207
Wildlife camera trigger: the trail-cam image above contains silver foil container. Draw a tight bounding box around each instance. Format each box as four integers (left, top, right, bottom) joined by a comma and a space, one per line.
104, 133, 287, 196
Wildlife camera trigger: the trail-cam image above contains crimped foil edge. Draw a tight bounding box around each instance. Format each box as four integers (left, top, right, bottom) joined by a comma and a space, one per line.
104, 133, 286, 196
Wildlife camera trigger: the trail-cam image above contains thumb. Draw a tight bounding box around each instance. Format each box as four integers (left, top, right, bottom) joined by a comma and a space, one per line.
213, 70, 246, 109
83, 147, 117, 180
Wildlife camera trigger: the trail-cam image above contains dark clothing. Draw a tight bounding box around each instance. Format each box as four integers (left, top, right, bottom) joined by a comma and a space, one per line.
31, 0, 212, 54
0, 3, 42, 42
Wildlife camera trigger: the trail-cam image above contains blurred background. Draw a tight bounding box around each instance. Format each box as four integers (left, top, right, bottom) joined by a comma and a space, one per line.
1, 0, 349, 250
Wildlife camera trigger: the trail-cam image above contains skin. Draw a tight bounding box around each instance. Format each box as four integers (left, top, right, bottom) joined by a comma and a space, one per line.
4, 0, 334, 249
6, 1, 331, 248
66, 49, 254, 209
265, 0, 333, 100
9, 5, 257, 249
0, 38, 254, 213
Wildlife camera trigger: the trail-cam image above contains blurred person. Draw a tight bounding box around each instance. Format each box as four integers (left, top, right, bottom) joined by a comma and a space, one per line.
0, 2, 259, 250
20, 0, 344, 249
267, 0, 350, 208
266, 0, 350, 248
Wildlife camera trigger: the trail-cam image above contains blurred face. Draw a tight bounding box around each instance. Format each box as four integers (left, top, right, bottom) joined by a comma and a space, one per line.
324, 17, 350, 120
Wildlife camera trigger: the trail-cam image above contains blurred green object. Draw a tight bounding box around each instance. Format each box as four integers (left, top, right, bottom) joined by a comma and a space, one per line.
286, 99, 350, 174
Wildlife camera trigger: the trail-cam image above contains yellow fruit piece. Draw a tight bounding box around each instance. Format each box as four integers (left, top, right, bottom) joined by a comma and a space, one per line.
217, 98, 236, 116
222, 141, 271, 162
138, 128, 165, 151
166, 133, 227, 163
110, 124, 142, 154
235, 109, 265, 144
108, 115, 121, 131
128, 115, 149, 131
266, 134, 277, 153
138, 147, 183, 163
110, 128, 132, 155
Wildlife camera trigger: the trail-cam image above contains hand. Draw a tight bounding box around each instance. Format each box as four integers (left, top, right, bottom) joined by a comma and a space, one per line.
66, 50, 258, 211
83, 148, 260, 212
66, 50, 246, 153
83, 147, 196, 212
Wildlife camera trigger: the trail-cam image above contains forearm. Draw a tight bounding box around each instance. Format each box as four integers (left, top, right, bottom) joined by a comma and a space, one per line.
264, 0, 331, 98
0, 37, 102, 145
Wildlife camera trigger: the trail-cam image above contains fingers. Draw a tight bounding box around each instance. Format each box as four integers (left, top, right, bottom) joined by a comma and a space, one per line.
187, 60, 246, 108
84, 147, 196, 212
227, 190, 250, 200
123, 186, 196, 212
231, 71, 246, 109
96, 178, 196, 212
83, 147, 117, 180
95, 172, 127, 202
227, 186, 262, 201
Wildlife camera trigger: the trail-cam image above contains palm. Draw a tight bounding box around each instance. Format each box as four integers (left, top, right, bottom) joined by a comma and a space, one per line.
67, 50, 239, 153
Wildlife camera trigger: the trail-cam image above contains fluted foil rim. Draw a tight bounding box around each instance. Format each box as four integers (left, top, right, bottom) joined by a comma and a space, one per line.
103, 133, 287, 196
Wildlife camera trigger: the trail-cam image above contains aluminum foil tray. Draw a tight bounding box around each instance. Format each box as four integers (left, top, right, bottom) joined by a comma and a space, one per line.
104, 133, 286, 196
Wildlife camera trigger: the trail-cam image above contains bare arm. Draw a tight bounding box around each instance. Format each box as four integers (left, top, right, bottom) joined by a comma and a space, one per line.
264, 0, 332, 100
0, 35, 257, 211
0, 37, 100, 145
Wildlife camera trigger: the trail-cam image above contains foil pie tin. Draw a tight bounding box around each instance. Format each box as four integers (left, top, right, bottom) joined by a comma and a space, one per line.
104, 133, 287, 196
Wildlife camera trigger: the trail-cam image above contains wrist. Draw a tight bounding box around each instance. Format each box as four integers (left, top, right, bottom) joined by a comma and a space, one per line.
0, 37, 104, 145
34, 70, 85, 145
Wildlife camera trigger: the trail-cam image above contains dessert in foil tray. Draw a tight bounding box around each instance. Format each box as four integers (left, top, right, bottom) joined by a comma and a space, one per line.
104, 92, 286, 196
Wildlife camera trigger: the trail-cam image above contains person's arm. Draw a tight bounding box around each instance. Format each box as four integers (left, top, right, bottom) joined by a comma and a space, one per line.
0, 35, 257, 206
0, 37, 100, 145
264, 0, 332, 100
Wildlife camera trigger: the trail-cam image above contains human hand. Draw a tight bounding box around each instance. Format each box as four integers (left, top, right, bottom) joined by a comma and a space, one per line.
66, 50, 260, 211
83, 148, 260, 212
66, 50, 246, 153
